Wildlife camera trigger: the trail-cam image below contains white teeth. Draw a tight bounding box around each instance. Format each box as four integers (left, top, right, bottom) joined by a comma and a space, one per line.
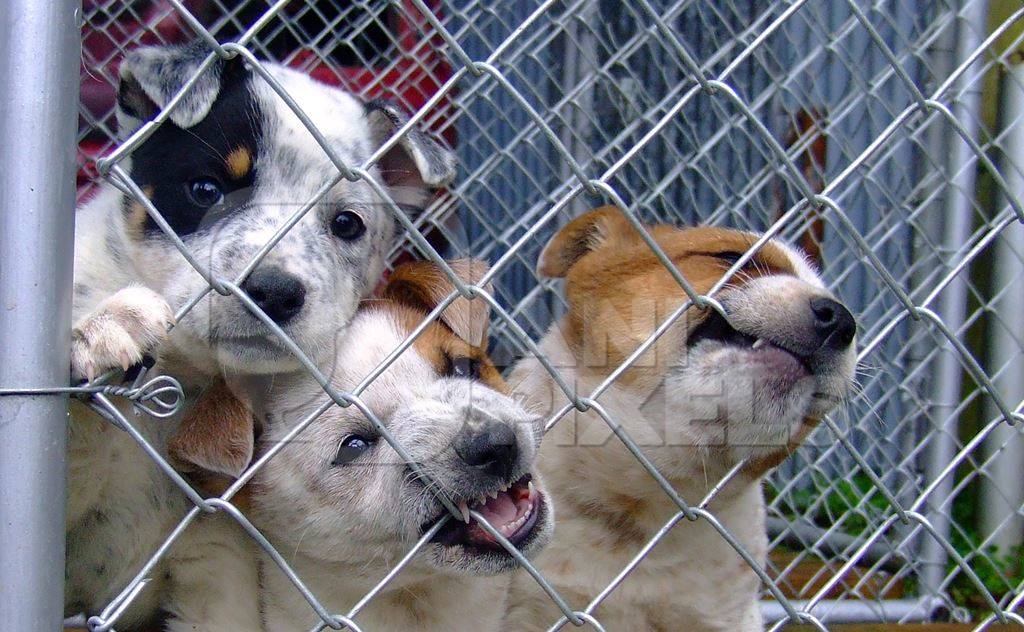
500, 505, 534, 535
457, 501, 470, 524
489, 489, 499, 500
527, 480, 535, 496
751, 338, 766, 350
479, 495, 487, 506
499, 482, 508, 493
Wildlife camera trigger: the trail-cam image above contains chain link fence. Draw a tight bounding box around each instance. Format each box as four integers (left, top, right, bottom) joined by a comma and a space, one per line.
2, 0, 1022, 629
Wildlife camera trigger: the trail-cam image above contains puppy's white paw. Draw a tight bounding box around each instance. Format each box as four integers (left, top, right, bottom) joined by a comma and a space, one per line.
71, 287, 175, 382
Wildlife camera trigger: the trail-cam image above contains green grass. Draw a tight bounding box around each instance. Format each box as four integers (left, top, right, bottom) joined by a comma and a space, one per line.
766, 475, 1023, 616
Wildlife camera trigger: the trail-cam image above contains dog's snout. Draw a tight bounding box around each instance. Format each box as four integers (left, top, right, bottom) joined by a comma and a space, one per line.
809, 297, 855, 350
242, 267, 306, 324
454, 422, 518, 481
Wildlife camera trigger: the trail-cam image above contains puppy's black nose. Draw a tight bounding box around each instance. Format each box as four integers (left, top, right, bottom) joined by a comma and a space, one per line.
454, 422, 518, 481
242, 267, 306, 325
809, 297, 856, 350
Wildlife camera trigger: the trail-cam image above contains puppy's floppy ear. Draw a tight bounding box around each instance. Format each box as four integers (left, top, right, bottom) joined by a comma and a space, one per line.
365, 100, 456, 212
116, 40, 246, 136
538, 206, 641, 278
168, 378, 255, 479
383, 259, 492, 346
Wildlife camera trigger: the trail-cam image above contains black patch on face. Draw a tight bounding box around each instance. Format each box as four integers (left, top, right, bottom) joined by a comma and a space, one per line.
127, 65, 261, 238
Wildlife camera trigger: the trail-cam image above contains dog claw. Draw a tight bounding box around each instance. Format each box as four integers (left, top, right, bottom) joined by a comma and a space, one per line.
124, 361, 146, 383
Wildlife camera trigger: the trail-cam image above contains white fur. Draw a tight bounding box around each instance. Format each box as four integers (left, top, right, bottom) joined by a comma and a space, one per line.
248, 305, 551, 631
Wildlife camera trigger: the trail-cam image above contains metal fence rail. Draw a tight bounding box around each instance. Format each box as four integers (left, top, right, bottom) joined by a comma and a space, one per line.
0, 0, 1021, 629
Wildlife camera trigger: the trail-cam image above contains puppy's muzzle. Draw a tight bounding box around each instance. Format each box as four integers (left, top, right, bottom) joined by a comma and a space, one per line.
423, 416, 548, 555
691, 293, 856, 374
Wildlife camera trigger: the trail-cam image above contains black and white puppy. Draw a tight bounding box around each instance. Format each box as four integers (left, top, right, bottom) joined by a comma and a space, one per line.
66, 41, 454, 630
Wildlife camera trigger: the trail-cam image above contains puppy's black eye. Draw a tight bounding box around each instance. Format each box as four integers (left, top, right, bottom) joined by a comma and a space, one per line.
445, 355, 481, 380
332, 434, 373, 466
187, 177, 224, 208
331, 210, 366, 241
714, 251, 746, 265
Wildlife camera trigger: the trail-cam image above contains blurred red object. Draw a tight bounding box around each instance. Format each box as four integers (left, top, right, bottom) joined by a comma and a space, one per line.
78, 0, 453, 198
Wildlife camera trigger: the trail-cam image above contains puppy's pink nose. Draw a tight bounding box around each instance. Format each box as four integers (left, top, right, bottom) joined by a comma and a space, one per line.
242, 267, 306, 325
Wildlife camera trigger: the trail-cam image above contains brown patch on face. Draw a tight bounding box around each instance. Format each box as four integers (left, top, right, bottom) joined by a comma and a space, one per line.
543, 207, 798, 385
125, 185, 155, 241
382, 259, 492, 347
225, 146, 253, 181
375, 258, 504, 390
386, 302, 508, 395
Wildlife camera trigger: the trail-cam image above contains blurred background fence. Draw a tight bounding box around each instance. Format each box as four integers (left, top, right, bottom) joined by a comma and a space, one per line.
73, 0, 1024, 625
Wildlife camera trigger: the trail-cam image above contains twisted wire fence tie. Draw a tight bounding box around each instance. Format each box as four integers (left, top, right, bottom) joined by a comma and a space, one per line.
0, 375, 185, 421
94, 375, 185, 419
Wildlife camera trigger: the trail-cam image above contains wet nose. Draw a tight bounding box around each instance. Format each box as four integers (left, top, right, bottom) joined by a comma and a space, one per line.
241, 267, 306, 325
454, 422, 518, 481
809, 297, 856, 350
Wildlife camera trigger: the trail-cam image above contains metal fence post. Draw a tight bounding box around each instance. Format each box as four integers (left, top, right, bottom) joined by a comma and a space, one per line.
919, 0, 990, 600
0, 0, 81, 629
980, 57, 1024, 553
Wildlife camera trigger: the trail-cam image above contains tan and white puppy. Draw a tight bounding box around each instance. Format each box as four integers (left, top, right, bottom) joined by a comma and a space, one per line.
505, 208, 857, 631
245, 260, 553, 631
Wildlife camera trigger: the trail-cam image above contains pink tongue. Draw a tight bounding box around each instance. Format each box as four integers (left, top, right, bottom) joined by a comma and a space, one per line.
474, 491, 517, 526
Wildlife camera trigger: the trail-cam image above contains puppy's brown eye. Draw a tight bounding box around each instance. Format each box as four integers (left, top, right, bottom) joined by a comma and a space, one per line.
332, 210, 366, 241
332, 434, 373, 466
445, 356, 481, 380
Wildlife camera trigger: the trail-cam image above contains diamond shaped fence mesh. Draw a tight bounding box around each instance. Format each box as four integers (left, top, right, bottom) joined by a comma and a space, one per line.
9, 0, 1024, 629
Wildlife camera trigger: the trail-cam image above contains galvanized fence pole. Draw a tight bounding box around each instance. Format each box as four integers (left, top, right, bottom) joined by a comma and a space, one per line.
0, 0, 81, 629
980, 56, 1024, 552
919, 0, 990, 599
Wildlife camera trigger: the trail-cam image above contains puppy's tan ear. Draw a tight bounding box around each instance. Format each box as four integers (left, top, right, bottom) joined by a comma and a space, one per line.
383, 259, 492, 346
537, 206, 641, 278
168, 379, 255, 480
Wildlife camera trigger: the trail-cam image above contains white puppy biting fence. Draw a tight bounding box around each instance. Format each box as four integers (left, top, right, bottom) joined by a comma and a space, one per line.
242, 259, 552, 631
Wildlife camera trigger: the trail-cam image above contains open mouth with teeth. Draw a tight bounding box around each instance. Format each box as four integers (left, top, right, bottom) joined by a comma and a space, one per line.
426, 474, 544, 552
688, 311, 812, 373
